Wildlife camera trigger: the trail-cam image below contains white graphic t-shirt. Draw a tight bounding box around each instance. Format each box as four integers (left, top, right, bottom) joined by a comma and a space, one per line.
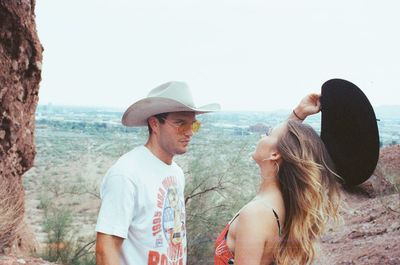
96, 145, 187, 265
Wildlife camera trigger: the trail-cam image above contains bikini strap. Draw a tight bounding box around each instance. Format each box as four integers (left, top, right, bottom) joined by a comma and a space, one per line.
272, 209, 282, 236
228, 211, 240, 225
224, 212, 241, 239
254, 200, 282, 236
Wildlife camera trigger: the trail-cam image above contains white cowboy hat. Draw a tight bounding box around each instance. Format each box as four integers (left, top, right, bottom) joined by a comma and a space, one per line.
122, 81, 221, 126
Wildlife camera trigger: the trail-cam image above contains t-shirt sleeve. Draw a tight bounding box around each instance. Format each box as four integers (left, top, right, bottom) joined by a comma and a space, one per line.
95, 172, 137, 239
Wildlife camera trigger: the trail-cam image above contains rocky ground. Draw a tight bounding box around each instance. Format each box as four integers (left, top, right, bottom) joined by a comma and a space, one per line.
0, 256, 56, 265
320, 191, 400, 264
320, 144, 400, 265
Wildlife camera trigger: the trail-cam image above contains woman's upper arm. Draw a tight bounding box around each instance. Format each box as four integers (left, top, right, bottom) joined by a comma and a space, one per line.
234, 204, 279, 265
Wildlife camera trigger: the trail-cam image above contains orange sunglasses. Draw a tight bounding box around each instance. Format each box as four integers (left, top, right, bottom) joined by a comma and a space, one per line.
160, 118, 201, 135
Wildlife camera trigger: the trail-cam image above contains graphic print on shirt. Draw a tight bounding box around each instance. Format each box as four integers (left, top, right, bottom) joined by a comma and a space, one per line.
149, 175, 186, 265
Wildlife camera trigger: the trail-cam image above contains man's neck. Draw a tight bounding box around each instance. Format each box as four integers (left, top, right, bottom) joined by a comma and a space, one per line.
145, 139, 173, 165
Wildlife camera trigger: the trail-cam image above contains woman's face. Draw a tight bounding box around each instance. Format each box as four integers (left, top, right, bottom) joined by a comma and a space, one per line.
252, 122, 286, 164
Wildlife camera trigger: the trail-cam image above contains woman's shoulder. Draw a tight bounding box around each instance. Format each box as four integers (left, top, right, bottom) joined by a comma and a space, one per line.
238, 199, 281, 237
240, 200, 274, 223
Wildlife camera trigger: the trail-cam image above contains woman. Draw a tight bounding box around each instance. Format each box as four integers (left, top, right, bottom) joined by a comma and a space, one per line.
214, 100, 341, 265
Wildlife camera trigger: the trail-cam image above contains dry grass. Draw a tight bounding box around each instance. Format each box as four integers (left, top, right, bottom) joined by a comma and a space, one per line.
0, 176, 25, 252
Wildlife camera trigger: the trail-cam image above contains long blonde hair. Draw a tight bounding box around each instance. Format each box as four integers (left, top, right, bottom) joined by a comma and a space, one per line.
275, 120, 341, 265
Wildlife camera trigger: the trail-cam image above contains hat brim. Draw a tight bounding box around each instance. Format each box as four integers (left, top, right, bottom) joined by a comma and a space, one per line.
122, 97, 220, 126
320, 79, 380, 186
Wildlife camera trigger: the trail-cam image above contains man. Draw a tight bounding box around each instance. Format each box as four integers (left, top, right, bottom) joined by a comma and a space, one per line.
95, 81, 220, 265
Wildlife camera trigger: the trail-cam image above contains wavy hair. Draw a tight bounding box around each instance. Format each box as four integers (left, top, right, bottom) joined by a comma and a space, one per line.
274, 120, 341, 265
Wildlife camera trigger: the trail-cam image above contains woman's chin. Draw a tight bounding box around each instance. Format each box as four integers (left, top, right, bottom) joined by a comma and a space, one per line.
251, 153, 260, 164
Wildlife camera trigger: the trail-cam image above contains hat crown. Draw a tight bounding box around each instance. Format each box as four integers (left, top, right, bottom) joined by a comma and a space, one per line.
148, 81, 195, 107
122, 81, 220, 127
320, 78, 380, 186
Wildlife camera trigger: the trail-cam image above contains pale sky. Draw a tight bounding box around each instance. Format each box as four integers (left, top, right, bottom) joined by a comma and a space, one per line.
35, 0, 400, 111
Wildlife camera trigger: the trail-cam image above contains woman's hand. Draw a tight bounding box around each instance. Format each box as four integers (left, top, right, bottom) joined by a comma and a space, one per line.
292, 93, 321, 121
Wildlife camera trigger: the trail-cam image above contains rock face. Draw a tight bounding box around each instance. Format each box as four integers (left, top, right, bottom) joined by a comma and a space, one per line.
0, 0, 42, 252
319, 145, 400, 265
375, 144, 400, 181
320, 191, 400, 265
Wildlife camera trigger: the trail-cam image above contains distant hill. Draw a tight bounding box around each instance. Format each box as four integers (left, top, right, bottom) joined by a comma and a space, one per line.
36, 104, 124, 114
37, 104, 400, 119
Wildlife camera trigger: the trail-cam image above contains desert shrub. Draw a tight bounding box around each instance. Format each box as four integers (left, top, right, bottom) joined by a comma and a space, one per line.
41, 206, 73, 262
41, 206, 96, 265
37, 192, 52, 211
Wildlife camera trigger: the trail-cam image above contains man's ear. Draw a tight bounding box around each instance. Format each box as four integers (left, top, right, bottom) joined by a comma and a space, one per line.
148, 117, 159, 134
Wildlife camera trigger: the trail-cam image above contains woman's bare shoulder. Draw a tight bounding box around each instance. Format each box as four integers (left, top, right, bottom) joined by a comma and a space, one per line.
238, 199, 281, 237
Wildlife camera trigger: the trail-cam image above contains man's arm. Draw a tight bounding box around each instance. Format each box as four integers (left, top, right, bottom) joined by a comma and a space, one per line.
289, 93, 321, 121
96, 232, 124, 265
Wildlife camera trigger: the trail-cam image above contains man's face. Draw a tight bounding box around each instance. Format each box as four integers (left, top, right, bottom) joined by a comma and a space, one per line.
157, 112, 197, 156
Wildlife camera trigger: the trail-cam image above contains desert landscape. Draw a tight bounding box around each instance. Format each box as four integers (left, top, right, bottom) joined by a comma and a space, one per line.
1, 1, 400, 264
5, 107, 399, 265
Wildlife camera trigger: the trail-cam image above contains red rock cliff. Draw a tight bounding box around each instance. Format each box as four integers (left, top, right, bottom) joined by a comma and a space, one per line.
0, 0, 42, 252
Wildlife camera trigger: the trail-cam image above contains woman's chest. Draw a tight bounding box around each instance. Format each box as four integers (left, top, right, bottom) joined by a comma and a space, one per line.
226, 217, 239, 253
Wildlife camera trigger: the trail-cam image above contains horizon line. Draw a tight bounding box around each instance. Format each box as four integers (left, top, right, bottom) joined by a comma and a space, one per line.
37, 103, 400, 113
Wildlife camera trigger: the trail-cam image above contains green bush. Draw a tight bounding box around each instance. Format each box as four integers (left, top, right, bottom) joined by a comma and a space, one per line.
42, 207, 73, 263
41, 206, 96, 265
37, 193, 52, 212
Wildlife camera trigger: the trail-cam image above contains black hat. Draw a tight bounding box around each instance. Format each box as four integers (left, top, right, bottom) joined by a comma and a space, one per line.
320, 79, 380, 186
